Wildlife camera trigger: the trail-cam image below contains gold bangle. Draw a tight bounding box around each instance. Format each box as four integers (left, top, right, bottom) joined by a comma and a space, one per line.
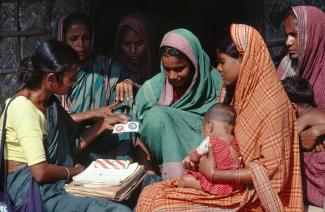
64, 167, 70, 180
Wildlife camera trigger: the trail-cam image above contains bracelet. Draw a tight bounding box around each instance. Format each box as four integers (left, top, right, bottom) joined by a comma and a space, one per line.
80, 136, 87, 145
64, 167, 70, 180
235, 170, 240, 184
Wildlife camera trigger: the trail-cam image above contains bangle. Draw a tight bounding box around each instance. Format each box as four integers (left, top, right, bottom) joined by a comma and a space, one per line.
209, 170, 214, 182
64, 167, 70, 180
80, 136, 87, 145
235, 170, 240, 184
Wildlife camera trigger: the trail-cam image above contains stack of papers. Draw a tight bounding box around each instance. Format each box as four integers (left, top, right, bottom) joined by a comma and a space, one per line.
65, 159, 146, 201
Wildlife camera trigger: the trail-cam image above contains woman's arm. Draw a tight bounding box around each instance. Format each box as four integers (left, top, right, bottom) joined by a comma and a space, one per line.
70, 102, 119, 124
77, 113, 129, 151
29, 162, 84, 184
198, 146, 252, 184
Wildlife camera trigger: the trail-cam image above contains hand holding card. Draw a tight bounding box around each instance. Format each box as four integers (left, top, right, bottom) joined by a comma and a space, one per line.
113, 121, 139, 133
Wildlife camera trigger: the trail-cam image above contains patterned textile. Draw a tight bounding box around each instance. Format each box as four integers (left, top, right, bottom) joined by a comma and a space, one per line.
135, 24, 303, 212
303, 152, 325, 208
132, 29, 222, 180
55, 12, 133, 164
190, 137, 242, 195
277, 6, 325, 108
113, 14, 154, 84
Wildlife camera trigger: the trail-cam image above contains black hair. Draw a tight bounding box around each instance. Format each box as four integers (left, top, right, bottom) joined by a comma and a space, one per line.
284, 8, 297, 21
63, 12, 93, 37
215, 26, 240, 59
204, 103, 237, 125
17, 39, 79, 89
159, 46, 189, 61
282, 76, 315, 106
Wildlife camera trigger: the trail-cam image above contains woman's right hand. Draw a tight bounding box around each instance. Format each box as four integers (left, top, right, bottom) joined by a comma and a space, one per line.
101, 113, 129, 131
95, 102, 119, 119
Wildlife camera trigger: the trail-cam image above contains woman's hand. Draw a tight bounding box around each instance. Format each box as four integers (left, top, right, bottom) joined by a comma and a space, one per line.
95, 102, 119, 118
199, 144, 216, 179
300, 125, 325, 150
115, 80, 134, 102
315, 141, 325, 152
101, 114, 130, 131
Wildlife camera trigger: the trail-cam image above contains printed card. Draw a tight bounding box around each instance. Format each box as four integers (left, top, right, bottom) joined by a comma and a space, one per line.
113, 121, 139, 133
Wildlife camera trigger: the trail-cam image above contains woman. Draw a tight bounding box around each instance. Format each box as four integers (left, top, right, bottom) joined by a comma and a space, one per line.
0, 40, 131, 211
136, 24, 303, 211
56, 12, 135, 164
132, 28, 222, 180
114, 14, 155, 86
277, 6, 325, 108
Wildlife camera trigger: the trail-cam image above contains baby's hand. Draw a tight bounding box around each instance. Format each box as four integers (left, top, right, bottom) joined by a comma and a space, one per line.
183, 155, 196, 171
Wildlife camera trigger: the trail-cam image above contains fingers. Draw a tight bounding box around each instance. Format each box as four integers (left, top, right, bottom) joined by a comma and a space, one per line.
123, 81, 133, 101
117, 114, 130, 123
108, 101, 119, 110
115, 83, 123, 101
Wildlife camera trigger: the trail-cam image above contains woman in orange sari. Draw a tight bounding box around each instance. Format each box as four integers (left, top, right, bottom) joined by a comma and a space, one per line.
136, 24, 303, 211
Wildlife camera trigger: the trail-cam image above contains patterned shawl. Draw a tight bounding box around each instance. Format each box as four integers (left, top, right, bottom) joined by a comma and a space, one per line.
56, 12, 129, 113
232, 24, 303, 211
114, 15, 153, 84
277, 6, 325, 108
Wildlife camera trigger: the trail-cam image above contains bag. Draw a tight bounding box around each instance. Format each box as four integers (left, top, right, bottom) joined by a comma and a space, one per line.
0, 97, 43, 212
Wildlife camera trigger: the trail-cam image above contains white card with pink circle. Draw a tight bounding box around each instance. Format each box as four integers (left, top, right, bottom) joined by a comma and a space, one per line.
112, 121, 139, 133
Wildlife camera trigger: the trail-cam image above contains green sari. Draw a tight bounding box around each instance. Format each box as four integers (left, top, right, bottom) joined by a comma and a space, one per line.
6, 96, 131, 212
132, 29, 222, 180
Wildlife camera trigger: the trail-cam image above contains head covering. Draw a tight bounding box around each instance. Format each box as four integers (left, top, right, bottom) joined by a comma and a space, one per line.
231, 24, 303, 211
154, 28, 220, 113
277, 6, 325, 108
114, 14, 153, 83
56, 11, 95, 57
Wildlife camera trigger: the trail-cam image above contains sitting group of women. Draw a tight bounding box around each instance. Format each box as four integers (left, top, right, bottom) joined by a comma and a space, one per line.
0, 5, 324, 212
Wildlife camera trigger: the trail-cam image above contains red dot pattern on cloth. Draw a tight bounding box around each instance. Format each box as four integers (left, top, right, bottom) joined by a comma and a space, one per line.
190, 136, 243, 195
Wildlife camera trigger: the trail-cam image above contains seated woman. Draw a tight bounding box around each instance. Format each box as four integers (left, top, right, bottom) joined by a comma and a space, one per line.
132, 28, 222, 180
277, 5, 325, 108
113, 14, 156, 86
56, 12, 135, 164
136, 24, 303, 211
282, 76, 325, 209
0, 40, 131, 211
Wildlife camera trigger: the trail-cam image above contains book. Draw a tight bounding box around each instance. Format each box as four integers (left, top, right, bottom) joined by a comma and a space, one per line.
65, 160, 146, 201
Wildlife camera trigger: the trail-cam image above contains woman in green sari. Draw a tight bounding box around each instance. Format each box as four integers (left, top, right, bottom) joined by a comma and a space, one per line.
0, 40, 131, 211
133, 29, 222, 180
56, 12, 136, 164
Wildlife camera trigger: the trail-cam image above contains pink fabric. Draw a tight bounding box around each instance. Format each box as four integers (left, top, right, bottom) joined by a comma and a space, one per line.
190, 137, 242, 195
158, 32, 198, 106
114, 15, 153, 83
303, 152, 325, 208
278, 6, 325, 108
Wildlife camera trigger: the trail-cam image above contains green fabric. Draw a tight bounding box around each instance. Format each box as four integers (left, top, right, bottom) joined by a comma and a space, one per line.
62, 54, 133, 164
132, 29, 222, 179
6, 96, 131, 212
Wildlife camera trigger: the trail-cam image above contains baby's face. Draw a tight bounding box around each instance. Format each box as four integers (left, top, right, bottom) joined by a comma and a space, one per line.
203, 119, 233, 137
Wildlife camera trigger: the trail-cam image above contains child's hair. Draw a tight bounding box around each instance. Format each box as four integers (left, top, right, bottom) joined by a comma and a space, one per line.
204, 103, 237, 125
282, 76, 315, 106
17, 39, 79, 89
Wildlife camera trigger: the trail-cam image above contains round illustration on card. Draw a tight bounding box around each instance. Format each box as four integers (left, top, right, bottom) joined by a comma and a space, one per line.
128, 122, 137, 130
116, 125, 125, 132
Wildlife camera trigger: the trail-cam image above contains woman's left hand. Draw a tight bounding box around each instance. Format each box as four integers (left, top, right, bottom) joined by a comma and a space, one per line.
115, 80, 134, 102
199, 143, 216, 180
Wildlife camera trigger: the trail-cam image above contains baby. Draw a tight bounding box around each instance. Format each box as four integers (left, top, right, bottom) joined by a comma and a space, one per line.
179, 103, 242, 195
